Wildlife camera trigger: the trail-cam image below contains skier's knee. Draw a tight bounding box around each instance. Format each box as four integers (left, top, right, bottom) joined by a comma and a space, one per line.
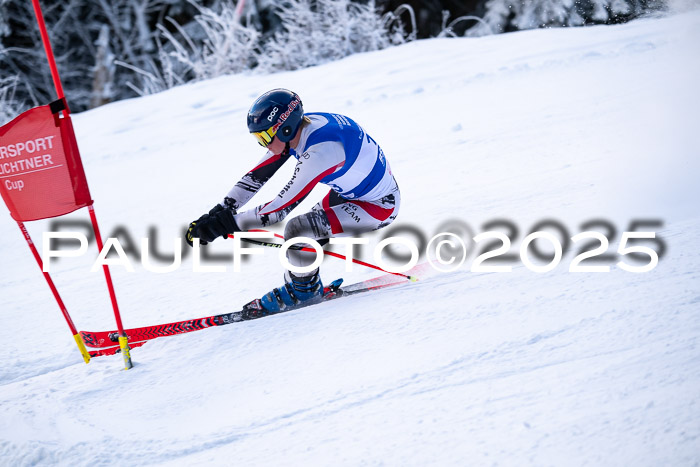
284, 216, 308, 239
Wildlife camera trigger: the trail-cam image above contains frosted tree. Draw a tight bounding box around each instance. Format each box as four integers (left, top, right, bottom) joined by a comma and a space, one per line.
467, 0, 665, 35
0, 0, 666, 115
256, 0, 414, 72
0, 0, 221, 112
90, 25, 115, 109
0, 75, 22, 125
158, 1, 259, 81
1, 0, 119, 112
133, 0, 416, 92
115, 1, 260, 96
0, 0, 86, 111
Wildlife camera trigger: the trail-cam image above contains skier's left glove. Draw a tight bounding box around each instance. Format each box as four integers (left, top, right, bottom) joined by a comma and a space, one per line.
186, 220, 204, 247
198, 207, 240, 243
186, 205, 240, 247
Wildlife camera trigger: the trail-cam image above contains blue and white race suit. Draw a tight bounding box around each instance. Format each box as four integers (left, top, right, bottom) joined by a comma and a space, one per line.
220, 113, 400, 271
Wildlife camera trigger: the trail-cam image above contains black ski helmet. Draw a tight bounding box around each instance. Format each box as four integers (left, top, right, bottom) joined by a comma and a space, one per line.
247, 89, 304, 146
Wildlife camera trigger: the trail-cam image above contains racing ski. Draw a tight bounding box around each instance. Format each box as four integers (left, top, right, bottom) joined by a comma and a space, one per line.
80, 266, 424, 351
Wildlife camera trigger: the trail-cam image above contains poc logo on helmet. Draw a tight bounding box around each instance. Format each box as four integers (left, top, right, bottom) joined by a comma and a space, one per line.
267, 107, 279, 122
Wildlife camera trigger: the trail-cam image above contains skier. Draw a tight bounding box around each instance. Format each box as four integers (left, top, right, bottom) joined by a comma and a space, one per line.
186, 89, 400, 317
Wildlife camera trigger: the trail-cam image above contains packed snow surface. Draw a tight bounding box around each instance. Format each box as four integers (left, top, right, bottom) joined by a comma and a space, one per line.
1, 9, 699, 466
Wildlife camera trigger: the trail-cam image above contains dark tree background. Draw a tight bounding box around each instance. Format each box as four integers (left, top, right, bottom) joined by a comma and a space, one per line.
0, 0, 665, 123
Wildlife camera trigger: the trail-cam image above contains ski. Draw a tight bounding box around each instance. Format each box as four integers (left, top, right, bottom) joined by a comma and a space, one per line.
80, 266, 425, 350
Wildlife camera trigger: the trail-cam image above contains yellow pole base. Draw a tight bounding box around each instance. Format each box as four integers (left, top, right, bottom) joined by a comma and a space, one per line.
73, 333, 91, 364
118, 335, 133, 370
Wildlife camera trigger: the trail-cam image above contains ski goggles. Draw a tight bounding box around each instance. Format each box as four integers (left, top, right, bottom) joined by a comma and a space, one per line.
251, 127, 277, 147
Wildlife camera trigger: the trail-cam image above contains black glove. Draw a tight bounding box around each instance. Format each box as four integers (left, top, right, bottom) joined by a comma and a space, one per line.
186, 204, 239, 247
185, 218, 205, 247
197, 207, 239, 243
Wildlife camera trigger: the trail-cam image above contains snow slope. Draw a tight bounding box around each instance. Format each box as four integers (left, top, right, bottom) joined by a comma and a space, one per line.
1, 9, 699, 466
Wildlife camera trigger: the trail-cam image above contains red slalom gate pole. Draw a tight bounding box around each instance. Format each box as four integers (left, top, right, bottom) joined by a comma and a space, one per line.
17, 222, 91, 363
234, 0, 246, 22
30, 0, 65, 101
88, 205, 132, 369
30, 0, 132, 369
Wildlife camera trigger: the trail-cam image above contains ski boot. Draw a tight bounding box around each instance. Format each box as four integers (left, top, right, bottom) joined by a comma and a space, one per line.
242, 270, 324, 320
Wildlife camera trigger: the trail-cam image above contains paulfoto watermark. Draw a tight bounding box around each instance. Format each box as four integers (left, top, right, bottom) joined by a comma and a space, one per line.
40, 231, 419, 274
40, 217, 667, 275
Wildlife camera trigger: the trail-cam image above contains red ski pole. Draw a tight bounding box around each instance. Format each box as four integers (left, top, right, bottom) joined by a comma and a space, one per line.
231, 230, 418, 281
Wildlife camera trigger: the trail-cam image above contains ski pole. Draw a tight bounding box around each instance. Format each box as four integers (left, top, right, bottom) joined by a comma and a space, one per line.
229, 230, 417, 281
